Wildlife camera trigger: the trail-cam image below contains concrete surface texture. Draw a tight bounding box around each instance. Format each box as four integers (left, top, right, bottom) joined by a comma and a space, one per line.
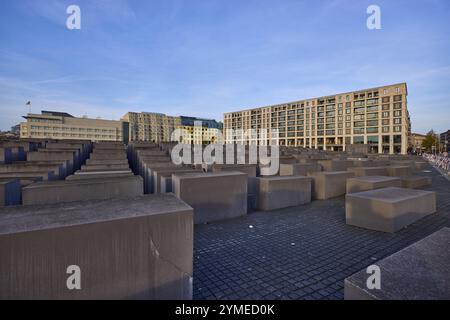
172, 171, 248, 224
22, 175, 143, 205
346, 187, 436, 233
279, 163, 321, 176
347, 166, 389, 177
0, 194, 194, 300
308, 171, 355, 200
344, 227, 450, 300
255, 176, 312, 211
400, 176, 433, 189
346, 176, 402, 194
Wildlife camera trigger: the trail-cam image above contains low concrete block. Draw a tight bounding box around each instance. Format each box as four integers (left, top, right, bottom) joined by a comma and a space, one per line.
172, 172, 247, 224
318, 160, 354, 172
308, 171, 355, 199
346, 176, 402, 194
22, 176, 143, 205
0, 194, 193, 299
346, 187, 436, 233
345, 227, 450, 300
212, 164, 257, 177
387, 165, 412, 177
0, 179, 21, 206
347, 166, 389, 177
400, 176, 432, 189
279, 163, 320, 176
255, 176, 311, 211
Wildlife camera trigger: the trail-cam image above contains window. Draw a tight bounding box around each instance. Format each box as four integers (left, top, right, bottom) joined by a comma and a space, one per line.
366, 127, 378, 133
393, 135, 402, 144
354, 128, 365, 134
382, 119, 390, 125
382, 97, 390, 103
382, 126, 390, 133
394, 118, 402, 124
394, 110, 402, 117
354, 121, 365, 127
394, 126, 401, 132
382, 135, 390, 144
393, 95, 402, 102
367, 136, 379, 144
353, 136, 364, 144
382, 111, 389, 118
367, 120, 378, 126
382, 104, 390, 110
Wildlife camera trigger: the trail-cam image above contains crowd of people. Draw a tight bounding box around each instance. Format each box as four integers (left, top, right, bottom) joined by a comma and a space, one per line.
423, 153, 450, 174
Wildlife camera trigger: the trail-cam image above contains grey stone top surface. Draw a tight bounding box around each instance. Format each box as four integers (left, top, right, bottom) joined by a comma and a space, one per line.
349, 176, 400, 183
0, 193, 192, 235
258, 176, 311, 181
348, 187, 434, 202
173, 171, 247, 179
309, 171, 352, 176
0, 172, 49, 178
346, 227, 450, 299
23, 175, 142, 189
399, 175, 430, 181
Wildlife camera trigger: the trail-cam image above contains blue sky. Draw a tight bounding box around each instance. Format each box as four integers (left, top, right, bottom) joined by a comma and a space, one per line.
0, 0, 449, 133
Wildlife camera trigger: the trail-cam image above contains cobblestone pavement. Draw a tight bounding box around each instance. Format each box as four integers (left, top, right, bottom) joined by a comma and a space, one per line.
193, 165, 450, 300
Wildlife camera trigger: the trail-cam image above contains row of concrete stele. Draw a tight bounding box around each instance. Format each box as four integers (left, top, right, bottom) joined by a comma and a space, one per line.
0, 141, 448, 300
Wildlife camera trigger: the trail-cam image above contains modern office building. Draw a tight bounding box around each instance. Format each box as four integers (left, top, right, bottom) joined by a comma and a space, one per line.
224, 83, 411, 154
121, 112, 222, 144
440, 129, 450, 153
20, 111, 126, 142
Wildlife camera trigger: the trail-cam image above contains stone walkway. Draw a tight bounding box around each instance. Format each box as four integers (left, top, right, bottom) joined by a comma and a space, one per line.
193, 165, 450, 300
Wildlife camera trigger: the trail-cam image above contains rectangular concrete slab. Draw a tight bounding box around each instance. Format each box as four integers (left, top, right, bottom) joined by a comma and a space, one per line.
346, 176, 402, 194
346, 187, 436, 233
255, 176, 312, 211
0, 194, 193, 300
345, 227, 450, 300
400, 176, 432, 189
0, 179, 21, 206
347, 166, 389, 177
387, 165, 412, 177
308, 171, 355, 200
22, 176, 143, 205
172, 171, 247, 224
279, 163, 320, 176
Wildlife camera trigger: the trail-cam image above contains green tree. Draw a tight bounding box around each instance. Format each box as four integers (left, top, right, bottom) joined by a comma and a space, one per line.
422, 130, 439, 152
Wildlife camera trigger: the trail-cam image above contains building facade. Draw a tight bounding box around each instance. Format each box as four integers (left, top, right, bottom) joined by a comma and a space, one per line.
121, 112, 222, 144
409, 133, 426, 153
20, 111, 125, 142
224, 83, 411, 154
440, 130, 450, 153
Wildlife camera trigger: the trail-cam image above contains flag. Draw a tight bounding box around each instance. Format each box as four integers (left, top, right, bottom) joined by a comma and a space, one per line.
25, 101, 31, 105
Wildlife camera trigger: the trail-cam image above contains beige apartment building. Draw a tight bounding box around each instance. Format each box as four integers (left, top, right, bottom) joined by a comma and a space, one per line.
20, 111, 125, 142
224, 83, 411, 154
121, 112, 222, 144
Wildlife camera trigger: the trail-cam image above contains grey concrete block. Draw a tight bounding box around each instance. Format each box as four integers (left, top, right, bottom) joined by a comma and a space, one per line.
212, 164, 257, 177
346, 176, 402, 194
279, 163, 320, 176
347, 166, 389, 177
387, 166, 412, 177
400, 176, 432, 189
172, 171, 247, 224
0, 194, 193, 299
345, 227, 450, 300
346, 187, 436, 233
22, 176, 144, 205
0, 179, 21, 206
308, 171, 355, 200
318, 160, 354, 172
255, 176, 312, 211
